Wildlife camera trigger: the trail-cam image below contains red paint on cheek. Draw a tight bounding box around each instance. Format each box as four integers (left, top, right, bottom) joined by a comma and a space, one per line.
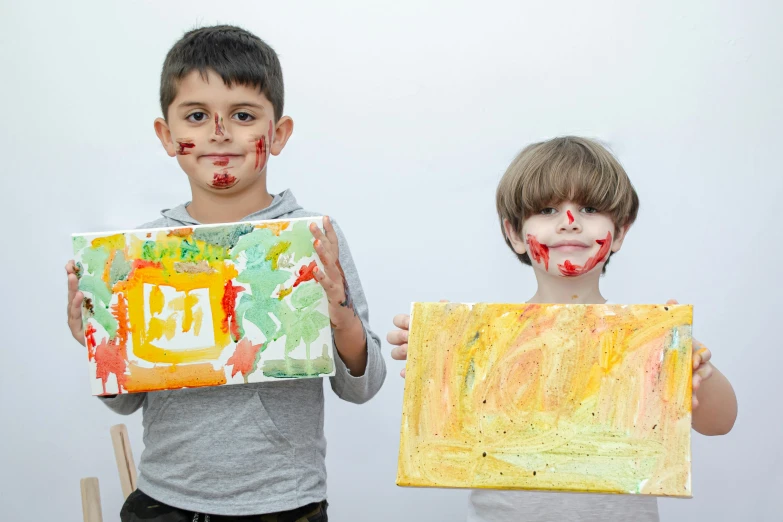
525, 234, 550, 270
215, 113, 224, 136
254, 135, 267, 171
557, 231, 613, 276
567, 210, 574, 224
176, 140, 195, 155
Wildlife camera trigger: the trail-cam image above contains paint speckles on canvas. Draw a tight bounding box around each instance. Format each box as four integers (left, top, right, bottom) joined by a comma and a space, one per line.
398, 303, 693, 497
71, 218, 335, 396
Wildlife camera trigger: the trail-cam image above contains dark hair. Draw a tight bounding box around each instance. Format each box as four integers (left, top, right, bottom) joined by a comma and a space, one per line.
160, 25, 284, 121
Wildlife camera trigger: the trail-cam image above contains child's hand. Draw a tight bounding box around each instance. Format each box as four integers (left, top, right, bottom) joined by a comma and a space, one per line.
691, 338, 713, 409
387, 300, 449, 378
309, 217, 357, 331
667, 299, 714, 409
387, 314, 410, 378
65, 260, 86, 347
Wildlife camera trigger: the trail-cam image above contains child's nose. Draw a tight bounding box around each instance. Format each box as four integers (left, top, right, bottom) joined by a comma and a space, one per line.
211, 113, 230, 141
559, 210, 581, 231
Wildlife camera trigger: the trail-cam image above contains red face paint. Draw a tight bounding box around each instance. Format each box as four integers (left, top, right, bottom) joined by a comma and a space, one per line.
176, 140, 195, 155
221, 280, 245, 341
567, 210, 574, 224
254, 120, 274, 172
212, 157, 230, 167
525, 234, 550, 270
215, 113, 224, 136
293, 261, 318, 287
212, 170, 238, 189
557, 231, 612, 276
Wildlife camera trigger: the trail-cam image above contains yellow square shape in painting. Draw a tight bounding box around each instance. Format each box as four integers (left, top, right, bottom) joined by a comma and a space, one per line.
397, 303, 693, 498
126, 264, 234, 364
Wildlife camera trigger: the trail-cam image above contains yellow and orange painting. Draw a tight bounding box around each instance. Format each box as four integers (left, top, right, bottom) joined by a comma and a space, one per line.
398, 303, 692, 497
72, 217, 335, 396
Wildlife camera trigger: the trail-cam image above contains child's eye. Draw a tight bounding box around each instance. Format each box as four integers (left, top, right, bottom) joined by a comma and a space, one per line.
187, 112, 208, 123
582, 207, 598, 214
539, 208, 557, 215
233, 112, 255, 122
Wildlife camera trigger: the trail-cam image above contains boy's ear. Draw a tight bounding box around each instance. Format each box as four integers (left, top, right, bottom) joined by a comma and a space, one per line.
611, 224, 632, 253
503, 219, 527, 256
154, 118, 177, 158
270, 116, 294, 156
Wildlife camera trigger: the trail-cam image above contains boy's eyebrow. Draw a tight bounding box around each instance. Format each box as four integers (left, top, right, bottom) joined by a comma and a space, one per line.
231, 102, 266, 110
176, 101, 266, 110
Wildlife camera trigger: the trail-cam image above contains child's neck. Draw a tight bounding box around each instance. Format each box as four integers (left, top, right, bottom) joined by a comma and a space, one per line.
527, 270, 606, 305
185, 179, 274, 224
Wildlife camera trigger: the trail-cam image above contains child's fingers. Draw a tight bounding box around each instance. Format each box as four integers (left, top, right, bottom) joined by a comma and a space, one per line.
697, 363, 713, 382
666, 299, 679, 305
322, 216, 340, 251
693, 346, 711, 369
387, 329, 408, 346
692, 373, 701, 391
400, 367, 406, 378
692, 395, 699, 409
313, 240, 340, 281
390, 343, 408, 361
67, 273, 79, 304
392, 314, 410, 331
309, 223, 329, 246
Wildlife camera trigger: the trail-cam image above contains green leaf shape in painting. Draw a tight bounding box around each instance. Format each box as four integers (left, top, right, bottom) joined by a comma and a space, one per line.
72, 236, 87, 254
232, 228, 280, 259
278, 220, 316, 263
277, 301, 330, 355
194, 224, 255, 249
109, 251, 132, 286
290, 282, 325, 310
81, 246, 110, 276
79, 274, 112, 305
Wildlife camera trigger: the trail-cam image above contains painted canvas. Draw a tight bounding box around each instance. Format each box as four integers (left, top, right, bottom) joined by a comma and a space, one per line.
398, 303, 692, 497
72, 217, 335, 396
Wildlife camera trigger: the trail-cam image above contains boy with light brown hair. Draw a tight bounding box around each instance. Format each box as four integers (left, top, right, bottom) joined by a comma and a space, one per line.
387, 136, 737, 521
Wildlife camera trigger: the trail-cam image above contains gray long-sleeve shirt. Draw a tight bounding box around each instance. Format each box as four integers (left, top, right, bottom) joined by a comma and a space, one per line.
99, 190, 386, 515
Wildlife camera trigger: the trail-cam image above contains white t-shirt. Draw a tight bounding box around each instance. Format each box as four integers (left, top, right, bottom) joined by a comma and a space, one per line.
466, 301, 660, 522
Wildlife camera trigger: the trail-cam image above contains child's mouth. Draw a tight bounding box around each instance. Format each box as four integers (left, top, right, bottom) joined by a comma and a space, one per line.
211, 172, 238, 189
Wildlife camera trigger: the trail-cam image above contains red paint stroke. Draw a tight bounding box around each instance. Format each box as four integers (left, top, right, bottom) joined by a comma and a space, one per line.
254, 136, 267, 171
567, 210, 575, 224
112, 293, 130, 347
85, 322, 97, 360
557, 231, 612, 276
254, 120, 274, 171
176, 141, 195, 155
215, 113, 224, 136
525, 234, 550, 270
227, 338, 263, 379
212, 157, 230, 167
132, 259, 162, 271
293, 261, 318, 287
221, 280, 245, 341
212, 170, 237, 188
94, 338, 128, 394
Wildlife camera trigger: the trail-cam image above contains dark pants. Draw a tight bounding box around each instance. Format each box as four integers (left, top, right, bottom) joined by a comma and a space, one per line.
120, 489, 328, 522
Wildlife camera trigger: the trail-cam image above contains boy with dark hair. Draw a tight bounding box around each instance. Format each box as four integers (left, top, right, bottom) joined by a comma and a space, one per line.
66, 25, 386, 521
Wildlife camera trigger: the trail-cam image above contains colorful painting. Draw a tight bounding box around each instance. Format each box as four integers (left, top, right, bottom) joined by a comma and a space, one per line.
398, 303, 692, 497
72, 217, 335, 396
